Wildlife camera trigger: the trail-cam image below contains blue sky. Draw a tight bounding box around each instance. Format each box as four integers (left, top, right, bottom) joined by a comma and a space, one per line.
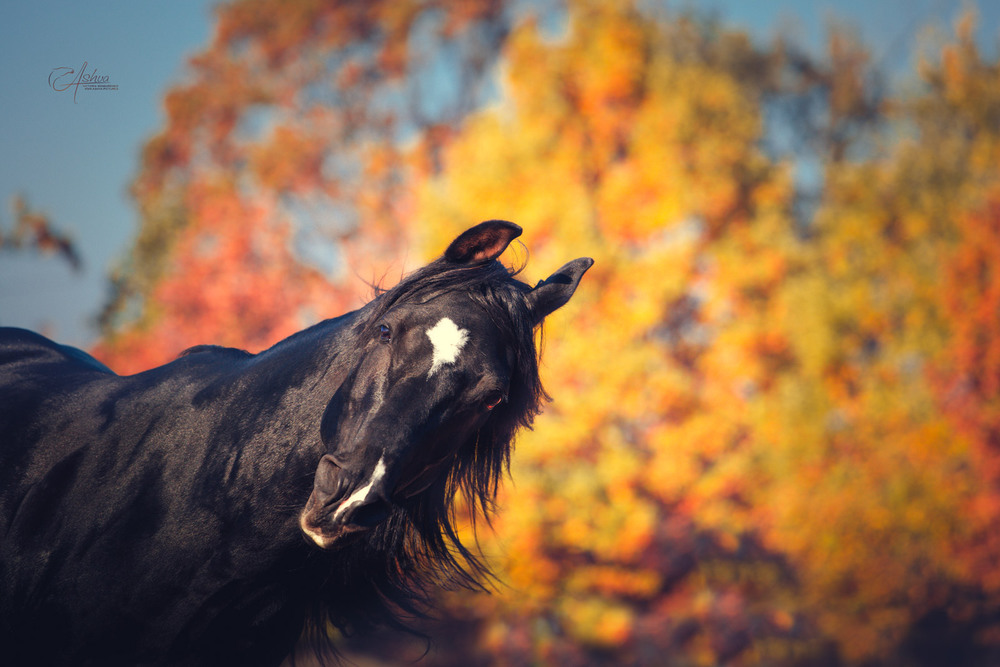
1, 0, 997, 349
0, 0, 214, 346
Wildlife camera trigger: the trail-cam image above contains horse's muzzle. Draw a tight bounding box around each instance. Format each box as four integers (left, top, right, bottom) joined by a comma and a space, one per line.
300, 455, 392, 548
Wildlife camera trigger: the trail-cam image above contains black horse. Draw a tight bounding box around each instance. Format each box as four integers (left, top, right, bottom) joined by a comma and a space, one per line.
0, 221, 592, 666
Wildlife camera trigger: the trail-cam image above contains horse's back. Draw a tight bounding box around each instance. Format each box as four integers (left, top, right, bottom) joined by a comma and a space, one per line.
0, 326, 116, 458
0, 328, 315, 666
0, 328, 118, 532
0, 326, 114, 376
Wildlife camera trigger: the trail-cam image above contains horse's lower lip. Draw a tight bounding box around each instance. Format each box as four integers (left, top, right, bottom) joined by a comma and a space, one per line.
300, 514, 367, 549
300, 514, 328, 548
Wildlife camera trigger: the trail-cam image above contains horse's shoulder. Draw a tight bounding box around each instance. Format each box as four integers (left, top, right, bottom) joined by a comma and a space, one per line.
0, 327, 114, 375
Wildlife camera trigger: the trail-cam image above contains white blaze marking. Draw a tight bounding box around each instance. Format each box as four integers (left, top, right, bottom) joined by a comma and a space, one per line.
426, 317, 469, 377
332, 455, 387, 522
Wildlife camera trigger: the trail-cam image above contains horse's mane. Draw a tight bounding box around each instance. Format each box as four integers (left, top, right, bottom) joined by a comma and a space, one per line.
300, 256, 549, 657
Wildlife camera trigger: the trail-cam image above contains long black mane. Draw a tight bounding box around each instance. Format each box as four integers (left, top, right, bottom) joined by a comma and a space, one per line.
301, 256, 548, 650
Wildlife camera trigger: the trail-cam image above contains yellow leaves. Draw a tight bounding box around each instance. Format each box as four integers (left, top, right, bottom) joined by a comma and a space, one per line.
780, 270, 834, 381
594, 62, 764, 243
514, 447, 657, 562
410, 7, 813, 662
557, 596, 634, 647
644, 425, 701, 499
401, 3, 1000, 665
495, 0, 770, 249
567, 565, 662, 600
568, 0, 647, 104
751, 366, 978, 658
648, 410, 738, 497
597, 161, 686, 242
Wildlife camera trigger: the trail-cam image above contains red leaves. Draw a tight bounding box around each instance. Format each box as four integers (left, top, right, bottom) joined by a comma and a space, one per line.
95, 181, 346, 374
250, 125, 325, 193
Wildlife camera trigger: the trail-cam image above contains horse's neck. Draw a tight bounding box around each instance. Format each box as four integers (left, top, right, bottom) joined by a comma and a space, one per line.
225, 314, 359, 477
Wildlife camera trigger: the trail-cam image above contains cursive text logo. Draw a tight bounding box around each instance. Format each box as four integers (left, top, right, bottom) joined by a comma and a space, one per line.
48, 62, 118, 103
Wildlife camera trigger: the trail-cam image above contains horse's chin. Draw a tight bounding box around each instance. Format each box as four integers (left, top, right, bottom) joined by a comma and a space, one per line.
299, 490, 361, 549
299, 511, 365, 549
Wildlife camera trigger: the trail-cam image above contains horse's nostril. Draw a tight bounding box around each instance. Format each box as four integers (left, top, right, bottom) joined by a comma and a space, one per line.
348, 500, 390, 528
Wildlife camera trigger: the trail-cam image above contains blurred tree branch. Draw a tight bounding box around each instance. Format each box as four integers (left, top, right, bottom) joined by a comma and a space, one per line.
0, 196, 81, 271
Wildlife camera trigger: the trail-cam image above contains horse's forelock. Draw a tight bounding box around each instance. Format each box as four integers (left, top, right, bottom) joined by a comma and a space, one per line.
361, 256, 524, 324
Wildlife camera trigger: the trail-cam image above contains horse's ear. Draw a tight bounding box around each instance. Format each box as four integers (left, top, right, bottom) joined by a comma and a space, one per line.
445, 220, 523, 264
526, 257, 594, 326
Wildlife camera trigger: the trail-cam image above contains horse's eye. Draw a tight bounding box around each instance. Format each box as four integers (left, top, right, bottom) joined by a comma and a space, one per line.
484, 391, 505, 411
378, 324, 391, 343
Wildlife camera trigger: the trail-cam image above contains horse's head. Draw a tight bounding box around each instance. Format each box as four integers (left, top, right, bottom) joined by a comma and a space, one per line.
299, 221, 591, 553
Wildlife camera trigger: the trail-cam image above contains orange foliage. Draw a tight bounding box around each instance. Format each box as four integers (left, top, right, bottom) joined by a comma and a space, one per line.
98, 0, 512, 369
93, 182, 340, 374
935, 191, 1000, 599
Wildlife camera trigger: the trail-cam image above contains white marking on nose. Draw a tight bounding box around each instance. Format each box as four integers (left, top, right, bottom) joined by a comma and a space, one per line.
426, 317, 469, 377
332, 455, 387, 522
301, 519, 327, 548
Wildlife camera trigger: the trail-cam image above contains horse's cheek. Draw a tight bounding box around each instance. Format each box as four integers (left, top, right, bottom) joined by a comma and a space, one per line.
311, 455, 343, 497
318, 386, 348, 447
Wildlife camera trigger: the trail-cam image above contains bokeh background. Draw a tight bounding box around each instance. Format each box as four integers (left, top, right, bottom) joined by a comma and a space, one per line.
5, 1, 1000, 664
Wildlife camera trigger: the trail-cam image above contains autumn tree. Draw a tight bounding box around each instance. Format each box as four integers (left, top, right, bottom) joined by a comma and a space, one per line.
411, 2, 841, 664
750, 15, 1000, 663
411, 4, 1000, 666
94, 0, 523, 373
919, 17, 1000, 658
